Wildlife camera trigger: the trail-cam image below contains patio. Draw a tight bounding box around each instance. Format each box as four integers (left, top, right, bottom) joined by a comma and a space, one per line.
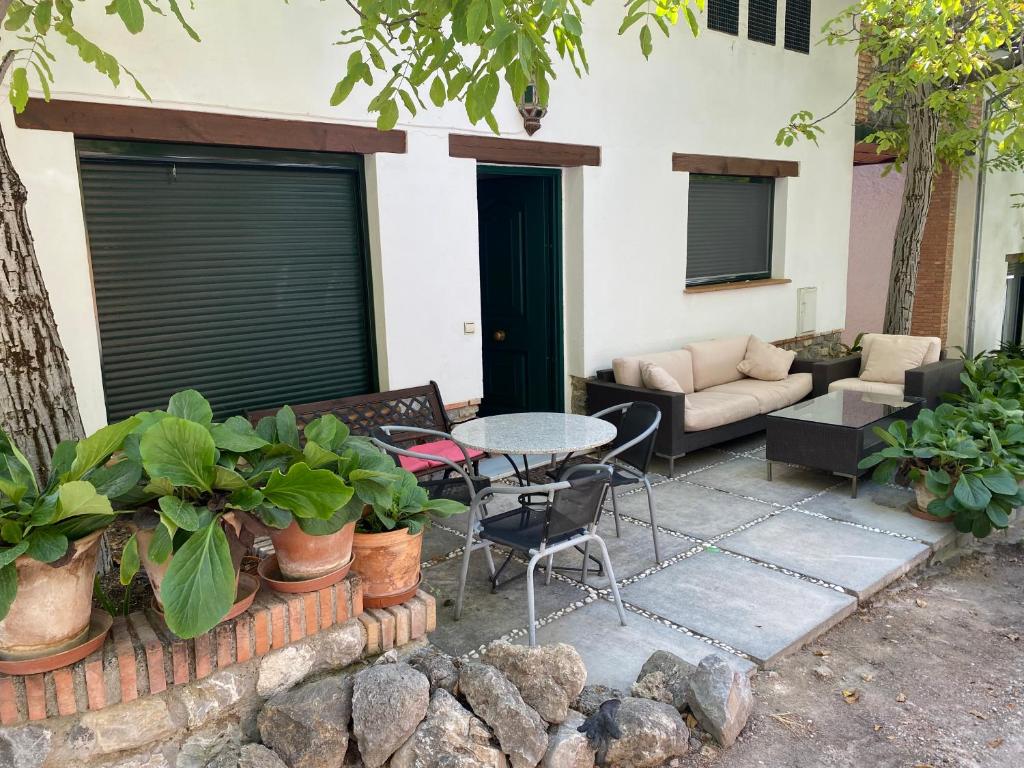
419, 432, 956, 689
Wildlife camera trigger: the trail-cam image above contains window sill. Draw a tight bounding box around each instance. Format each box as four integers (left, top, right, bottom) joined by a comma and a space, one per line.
684, 278, 792, 294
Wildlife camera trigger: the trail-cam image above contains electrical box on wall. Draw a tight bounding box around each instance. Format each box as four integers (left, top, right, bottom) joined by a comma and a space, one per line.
797, 287, 817, 335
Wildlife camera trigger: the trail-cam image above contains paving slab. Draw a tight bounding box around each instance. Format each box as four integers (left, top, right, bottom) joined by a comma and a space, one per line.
621, 549, 857, 666
547, 515, 696, 588
714, 433, 767, 456
524, 599, 755, 690
422, 549, 589, 658
799, 483, 956, 550
686, 457, 839, 506
717, 509, 931, 599
650, 448, 735, 479
421, 525, 464, 566
614, 480, 774, 539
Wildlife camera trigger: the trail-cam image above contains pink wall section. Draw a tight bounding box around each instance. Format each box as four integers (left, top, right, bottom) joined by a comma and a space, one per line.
844, 165, 905, 344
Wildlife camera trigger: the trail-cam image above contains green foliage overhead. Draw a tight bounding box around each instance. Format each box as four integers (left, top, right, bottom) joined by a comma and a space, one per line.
778, 1, 1024, 173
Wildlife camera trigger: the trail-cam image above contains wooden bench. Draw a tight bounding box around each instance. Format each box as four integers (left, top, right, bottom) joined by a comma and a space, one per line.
247, 381, 482, 475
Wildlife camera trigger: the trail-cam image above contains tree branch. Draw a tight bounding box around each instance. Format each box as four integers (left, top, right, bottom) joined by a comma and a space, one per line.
0, 50, 15, 88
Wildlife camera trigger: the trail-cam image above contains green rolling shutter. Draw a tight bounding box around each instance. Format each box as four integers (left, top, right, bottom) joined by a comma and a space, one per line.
78, 142, 376, 422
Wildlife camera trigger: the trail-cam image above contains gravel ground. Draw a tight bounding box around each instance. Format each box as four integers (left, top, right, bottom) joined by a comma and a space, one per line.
683, 536, 1024, 768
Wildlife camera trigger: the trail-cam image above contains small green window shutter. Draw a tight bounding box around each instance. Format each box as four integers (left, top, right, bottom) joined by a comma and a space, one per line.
79, 144, 375, 421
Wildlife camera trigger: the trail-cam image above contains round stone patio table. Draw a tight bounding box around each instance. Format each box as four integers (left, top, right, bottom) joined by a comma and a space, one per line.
451, 412, 616, 485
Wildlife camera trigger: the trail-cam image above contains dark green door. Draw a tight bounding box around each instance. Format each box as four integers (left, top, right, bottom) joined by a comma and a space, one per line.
78, 141, 376, 421
477, 171, 562, 415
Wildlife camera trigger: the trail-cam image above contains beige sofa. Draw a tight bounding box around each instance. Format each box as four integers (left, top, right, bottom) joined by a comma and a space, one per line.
588, 335, 812, 475
824, 334, 940, 397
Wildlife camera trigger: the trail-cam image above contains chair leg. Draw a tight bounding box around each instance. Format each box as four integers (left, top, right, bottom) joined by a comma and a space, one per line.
581, 540, 590, 588
644, 475, 662, 564
591, 536, 627, 627
454, 528, 476, 622
545, 554, 554, 586
526, 554, 541, 646
668, 455, 675, 478
610, 485, 621, 538
482, 543, 496, 579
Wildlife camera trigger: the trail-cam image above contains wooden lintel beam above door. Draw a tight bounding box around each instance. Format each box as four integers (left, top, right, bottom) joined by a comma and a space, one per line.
671, 152, 799, 177
449, 134, 601, 167
15, 98, 407, 155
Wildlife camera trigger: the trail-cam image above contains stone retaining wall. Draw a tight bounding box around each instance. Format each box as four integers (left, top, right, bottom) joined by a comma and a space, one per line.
0, 575, 435, 768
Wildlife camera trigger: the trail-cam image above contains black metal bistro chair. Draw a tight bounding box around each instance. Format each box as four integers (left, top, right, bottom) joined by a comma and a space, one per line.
455, 464, 627, 645
591, 401, 664, 563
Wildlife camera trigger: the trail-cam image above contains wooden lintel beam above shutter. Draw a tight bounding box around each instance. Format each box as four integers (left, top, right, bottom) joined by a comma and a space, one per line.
672, 152, 799, 177
449, 134, 601, 167
16, 98, 407, 155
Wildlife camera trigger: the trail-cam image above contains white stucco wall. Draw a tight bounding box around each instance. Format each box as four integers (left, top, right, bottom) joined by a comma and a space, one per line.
844, 164, 904, 344
4, 0, 857, 430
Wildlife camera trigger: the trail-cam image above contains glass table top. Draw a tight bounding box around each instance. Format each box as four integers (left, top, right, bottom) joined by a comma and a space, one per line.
768, 390, 920, 429
451, 412, 617, 455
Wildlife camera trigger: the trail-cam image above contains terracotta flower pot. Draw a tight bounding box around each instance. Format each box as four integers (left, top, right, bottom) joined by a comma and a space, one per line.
351, 527, 423, 608
0, 529, 104, 657
269, 520, 356, 581
910, 481, 951, 523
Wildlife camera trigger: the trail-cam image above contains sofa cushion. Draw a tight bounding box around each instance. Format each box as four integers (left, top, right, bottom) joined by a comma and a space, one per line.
860, 335, 935, 384
683, 391, 760, 432
860, 334, 940, 377
703, 373, 812, 414
641, 362, 684, 393
828, 377, 906, 397
736, 337, 795, 382
613, 349, 695, 393
685, 336, 751, 391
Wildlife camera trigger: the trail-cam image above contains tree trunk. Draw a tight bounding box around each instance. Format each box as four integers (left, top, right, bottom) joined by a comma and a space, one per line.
883, 86, 941, 335
0, 118, 84, 480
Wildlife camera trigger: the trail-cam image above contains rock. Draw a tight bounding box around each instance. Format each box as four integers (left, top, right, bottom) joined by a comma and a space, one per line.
391, 688, 506, 768
0, 725, 52, 768
173, 668, 254, 729
408, 646, 460, 694
179, 722, 242, 768
72, 698, 179, 757
459, 662, 548, 768
685, 655, 753, 748
238, 744, 288, 768
573, 685, 625, 717
259, 675, 354, 768
257, 644, 316, 697
631, 651, 695, 711
542, 711, 594, 768
602, 698, 689, 768
813, 665, 834, 680
352, 662, 430, 768
481, 642, 587, 724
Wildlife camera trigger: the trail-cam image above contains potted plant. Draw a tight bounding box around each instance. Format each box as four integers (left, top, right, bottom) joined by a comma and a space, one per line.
350, 464, 464, 608
859, 402, 1024, 537
0, 417, 138, 658
117, 391, 353, 638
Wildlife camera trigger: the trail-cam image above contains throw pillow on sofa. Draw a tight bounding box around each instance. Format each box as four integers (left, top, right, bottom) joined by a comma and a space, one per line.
860, 335, 932, 384
641, 362, 684, 393
736, 337, 794, 381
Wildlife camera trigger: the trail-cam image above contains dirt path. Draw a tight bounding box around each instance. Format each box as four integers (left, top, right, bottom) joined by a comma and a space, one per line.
685, 539, 1024, 768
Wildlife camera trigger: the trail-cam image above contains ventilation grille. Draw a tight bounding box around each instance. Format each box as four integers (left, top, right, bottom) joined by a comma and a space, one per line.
748, 0, 777, 45
707, 0, 739, 35
784, 0, 811, 53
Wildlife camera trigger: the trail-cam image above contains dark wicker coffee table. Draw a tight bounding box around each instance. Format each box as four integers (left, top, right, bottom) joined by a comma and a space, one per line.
765, 390, 923, 498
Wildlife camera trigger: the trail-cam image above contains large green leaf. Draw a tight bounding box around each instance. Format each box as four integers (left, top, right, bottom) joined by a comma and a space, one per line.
45, 440, 78, 491
50, 514, 114, 541
25, 529, 68, 563
210, 417, 268, 453
302, 440, 341, 470
57, 481, 114, 520
168, 390, 214, 426
275, 406, 300, 449
157, 496, 201, 531
87, 459, 142, 500
304, 415, 349, 452
0, 540, 29, 569
978, 468, 1019, 496
64, 416, 140, 481
263, 462, 353, 519
161, 517, 236, 638
212, 466, 248, 492
953, 474, 992, 511
147, 520, 174, 564
0, 428, 37, 502
140, 417, 216, 491
294, 506, 359, 535
0, 564, 16, 622
120, 533, 140, 586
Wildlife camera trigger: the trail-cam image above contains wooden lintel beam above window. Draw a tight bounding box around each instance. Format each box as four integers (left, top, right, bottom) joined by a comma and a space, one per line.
15, 98, 407, 155
449, 134, 601, 167
672, 152, 799, 177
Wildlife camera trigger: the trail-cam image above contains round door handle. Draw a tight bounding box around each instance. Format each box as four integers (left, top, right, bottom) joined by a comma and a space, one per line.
493, 330, 507, 342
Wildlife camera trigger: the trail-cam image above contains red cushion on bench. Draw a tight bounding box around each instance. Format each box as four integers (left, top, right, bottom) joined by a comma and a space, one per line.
398, 439, 484, 473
